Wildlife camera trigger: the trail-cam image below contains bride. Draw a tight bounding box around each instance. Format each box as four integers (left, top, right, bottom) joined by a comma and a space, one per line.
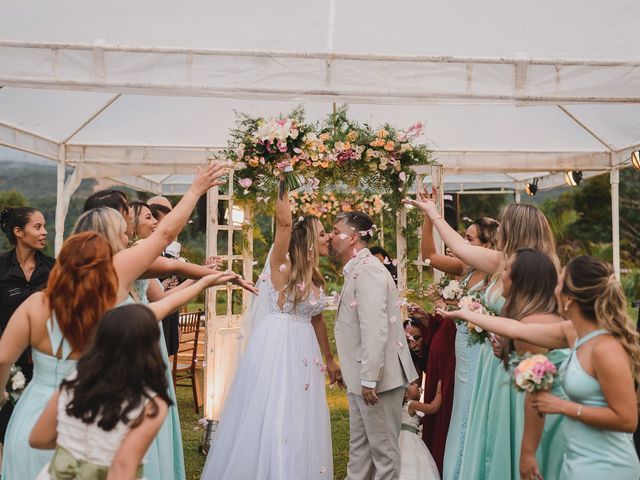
201, 177, 341, 479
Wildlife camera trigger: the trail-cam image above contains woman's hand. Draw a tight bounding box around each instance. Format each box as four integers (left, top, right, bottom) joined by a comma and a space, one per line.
231, 277, 259, 295
204, 256, 224, 270
490, 334, 505, 359
190, 161, 229, 196
408, 303, 429, 322
325, 358, 345, 388
436, 308, 469, 322
530, 391, 567, 415
402, 185, 439, 216
425, 283, 440, 302
520, 451, 543, 480
198, 271, 240, 289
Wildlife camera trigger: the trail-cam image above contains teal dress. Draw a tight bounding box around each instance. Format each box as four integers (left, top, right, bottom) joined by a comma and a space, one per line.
559, 329, 640, 479
133, 279, 186, 480
442, 272, 485, 480
1, 314, 77, 479
458, 280, 514, 480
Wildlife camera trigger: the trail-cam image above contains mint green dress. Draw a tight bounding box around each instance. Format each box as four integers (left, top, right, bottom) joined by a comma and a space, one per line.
442, 271, 484, 480
559, 329, 640, 479
133, 279, 186, 480
458, 281, 514, 480
1, 314, 77, 479
531, 348, 569, 479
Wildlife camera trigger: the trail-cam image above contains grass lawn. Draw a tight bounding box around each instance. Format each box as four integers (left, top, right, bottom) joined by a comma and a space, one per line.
177, 310, 350, 479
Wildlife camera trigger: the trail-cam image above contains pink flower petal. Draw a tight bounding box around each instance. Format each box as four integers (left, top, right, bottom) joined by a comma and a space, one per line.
350, 299, 358, 308
279, 264, 287, 272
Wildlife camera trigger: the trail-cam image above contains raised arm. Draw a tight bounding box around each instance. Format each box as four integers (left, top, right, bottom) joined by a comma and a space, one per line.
404, 186, 501, 274
420, 210, 466, 276
438, 308, 571, 350
270, 177, 292, 275
113, 162, 227, 299
108, 398, 168, 480
146, 271, 239, 321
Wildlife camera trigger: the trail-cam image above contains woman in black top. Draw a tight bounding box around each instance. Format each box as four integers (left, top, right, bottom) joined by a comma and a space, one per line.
0, 207, 55, 442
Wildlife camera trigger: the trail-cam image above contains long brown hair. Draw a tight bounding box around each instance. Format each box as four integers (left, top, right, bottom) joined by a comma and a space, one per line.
494, 204, 559, 280
45, 232, 118, 352
501, 248, 558, 368
283, 215, 324, 307
563, 256, 640, 381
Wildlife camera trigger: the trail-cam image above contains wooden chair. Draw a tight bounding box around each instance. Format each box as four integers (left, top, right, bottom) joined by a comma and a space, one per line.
172, 310, 203, 413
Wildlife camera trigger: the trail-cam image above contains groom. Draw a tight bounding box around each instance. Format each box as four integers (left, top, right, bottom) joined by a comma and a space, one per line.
331, 211, 417, 480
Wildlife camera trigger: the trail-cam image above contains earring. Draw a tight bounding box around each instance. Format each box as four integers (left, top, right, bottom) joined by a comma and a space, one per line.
564, 303, 569, 311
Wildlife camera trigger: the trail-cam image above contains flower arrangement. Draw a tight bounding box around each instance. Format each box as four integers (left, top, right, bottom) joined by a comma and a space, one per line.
457, 293, 493, 345
220, 105, 432, 212
5, 365, 26, 404
512, 354, 558, 393
437, 276, 465, 302
221, 107, 316, 198
289, 189, 385, 219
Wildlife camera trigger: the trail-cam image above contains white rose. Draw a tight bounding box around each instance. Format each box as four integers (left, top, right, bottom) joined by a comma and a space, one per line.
11, 371, 26, 391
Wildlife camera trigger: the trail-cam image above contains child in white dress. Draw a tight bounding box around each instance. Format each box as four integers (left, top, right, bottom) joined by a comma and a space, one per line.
400, 382, 442, 480
29, 304, 172, 479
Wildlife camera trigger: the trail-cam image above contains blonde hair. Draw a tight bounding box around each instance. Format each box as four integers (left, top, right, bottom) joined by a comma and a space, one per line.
494, 204, 559, 279
72, 207, 128, 254
564, 256, 640, 381
283, 215, 324, 307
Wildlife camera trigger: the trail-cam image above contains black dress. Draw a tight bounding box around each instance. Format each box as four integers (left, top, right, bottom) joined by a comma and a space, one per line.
0, 249, 55, 442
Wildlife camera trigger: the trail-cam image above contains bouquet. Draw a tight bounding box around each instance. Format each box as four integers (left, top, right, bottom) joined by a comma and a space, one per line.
437, 276, 465, 302
222, 108, 316, 196
457, 292, 493, 345
6, 365, 26, 404
512, 354, 558, 393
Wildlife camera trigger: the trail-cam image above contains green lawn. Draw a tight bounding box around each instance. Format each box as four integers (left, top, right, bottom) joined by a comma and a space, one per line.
177, 310, 350, 479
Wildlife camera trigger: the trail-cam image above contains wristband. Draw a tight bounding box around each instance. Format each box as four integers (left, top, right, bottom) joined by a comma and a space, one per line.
576, 404, 583, 417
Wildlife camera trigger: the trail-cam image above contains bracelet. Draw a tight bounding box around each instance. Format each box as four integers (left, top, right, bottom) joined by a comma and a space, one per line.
431, 215, 443, 222
576, 404, 583, 417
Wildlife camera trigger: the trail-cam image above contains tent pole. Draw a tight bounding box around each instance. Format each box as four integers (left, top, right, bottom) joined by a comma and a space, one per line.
54, 146, 66, 256
610, 168, 621, 280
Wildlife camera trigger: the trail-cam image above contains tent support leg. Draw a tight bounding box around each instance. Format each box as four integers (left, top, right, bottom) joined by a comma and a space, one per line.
610, 168, 621, 280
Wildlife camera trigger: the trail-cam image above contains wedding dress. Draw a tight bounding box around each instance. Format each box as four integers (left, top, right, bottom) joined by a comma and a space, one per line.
201, 263, 333, 479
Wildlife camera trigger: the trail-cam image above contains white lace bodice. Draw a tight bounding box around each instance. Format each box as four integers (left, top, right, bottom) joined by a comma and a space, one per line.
55, 387, 149, 467
266, 278, 326, 318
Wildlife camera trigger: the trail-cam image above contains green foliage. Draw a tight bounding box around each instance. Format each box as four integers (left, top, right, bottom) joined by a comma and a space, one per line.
622, 270, 640, 302
0, 189, 27, 209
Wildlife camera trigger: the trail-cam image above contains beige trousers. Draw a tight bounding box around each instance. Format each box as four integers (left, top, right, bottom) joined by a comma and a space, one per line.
345, 387, 405, 480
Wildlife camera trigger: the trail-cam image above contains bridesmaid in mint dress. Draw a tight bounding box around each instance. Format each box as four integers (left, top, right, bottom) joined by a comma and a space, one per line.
416, 214, 499, 477
441, 256, 640, 480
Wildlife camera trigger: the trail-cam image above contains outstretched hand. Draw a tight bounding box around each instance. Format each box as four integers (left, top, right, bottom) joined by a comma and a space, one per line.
232, 277, 259, 295
198, 271, 240, 289
435, 307, 468, 321
402, 184, 439, 214
191, 161, 229, 196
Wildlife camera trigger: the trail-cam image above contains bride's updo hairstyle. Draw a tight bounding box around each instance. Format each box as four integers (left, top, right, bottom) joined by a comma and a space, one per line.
562, 256, 640, 381
283, 214, 324, 307
495, 203, 559, 276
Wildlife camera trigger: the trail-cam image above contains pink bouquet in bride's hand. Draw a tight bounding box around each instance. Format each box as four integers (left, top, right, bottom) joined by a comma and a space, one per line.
513, 354, 558, 393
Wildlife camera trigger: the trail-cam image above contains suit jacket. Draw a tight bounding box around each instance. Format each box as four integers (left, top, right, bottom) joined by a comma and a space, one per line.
334, 248, 418, 394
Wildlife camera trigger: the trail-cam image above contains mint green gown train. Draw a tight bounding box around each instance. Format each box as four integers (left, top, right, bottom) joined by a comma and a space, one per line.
442, 272, 484, 480
559, 329, 640, 479
1, 314, 77, 479
458, 282, 512, 480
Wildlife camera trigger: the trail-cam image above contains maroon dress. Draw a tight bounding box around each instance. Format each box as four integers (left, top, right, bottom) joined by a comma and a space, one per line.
418, 313, 456, 474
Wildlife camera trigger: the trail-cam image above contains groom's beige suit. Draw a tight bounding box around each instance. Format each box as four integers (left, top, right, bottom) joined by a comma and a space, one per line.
335, 248, 418, 480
